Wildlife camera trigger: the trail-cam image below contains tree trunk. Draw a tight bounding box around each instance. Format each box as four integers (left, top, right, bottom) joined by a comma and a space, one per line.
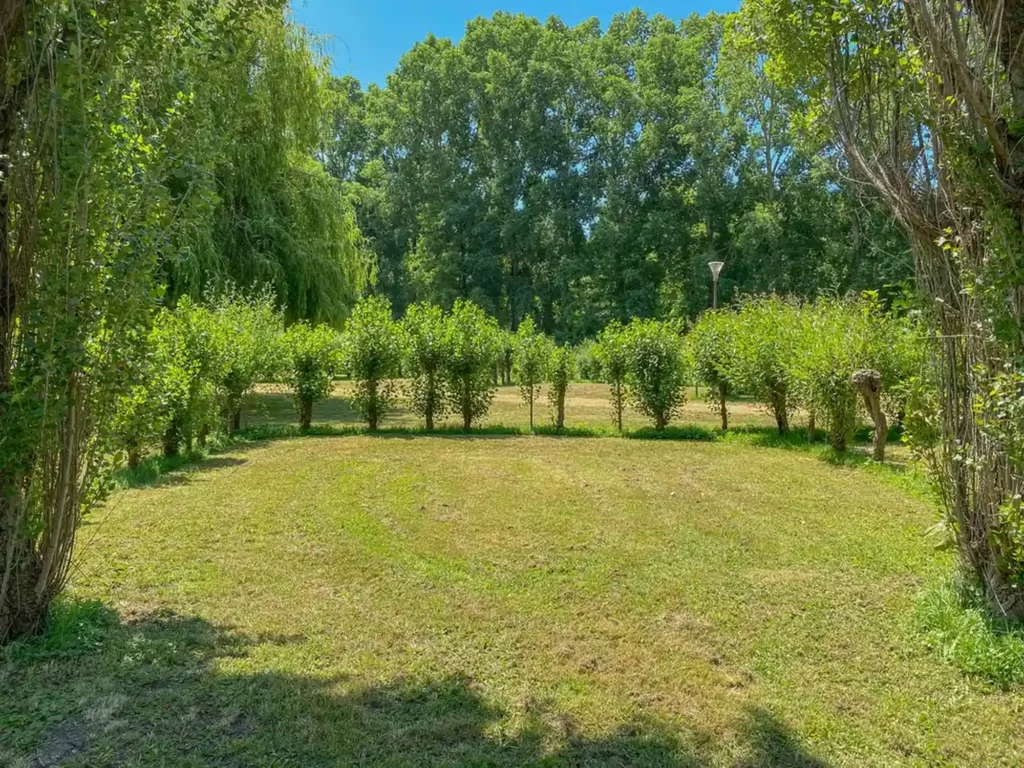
556, 392, 565, 430
162, 419, 181, 457
301, 398, 313, 430
615, 384, 623, 433
127, 443, 141, 470
425, 409, 433, 431
197, 423, 208, 448
0, 544, 46, 643
655, 412, 666, 431
830, 429, 846, 452
852, 369, 888, 462
368, 379, 378, 431
772, 391, 789, 435
719, 384, 728, 432
807, 411, 816, 443
231, 406, 241, 435
529, 396, 534, 431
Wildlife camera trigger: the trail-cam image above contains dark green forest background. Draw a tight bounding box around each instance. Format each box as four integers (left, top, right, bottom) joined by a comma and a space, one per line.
325, 10, 912, 340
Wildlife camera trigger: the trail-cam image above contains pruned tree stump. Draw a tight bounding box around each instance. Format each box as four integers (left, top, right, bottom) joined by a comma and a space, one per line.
851, 369, 887, 462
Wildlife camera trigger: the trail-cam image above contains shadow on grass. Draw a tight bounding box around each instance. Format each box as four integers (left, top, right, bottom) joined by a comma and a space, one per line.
2, 600, 831, 767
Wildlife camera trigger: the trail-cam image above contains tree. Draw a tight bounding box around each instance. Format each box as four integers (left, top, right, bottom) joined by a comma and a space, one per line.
401, 303, 450, 430
729, 296, 799, 434
624, 320, 687, 431
547, 345, 575, 431
155, 299, 226, 457
689, 311, 738, 431
759, 0, 1024, 615
340, 297, 400, 431
284, 323, 340, 430
212, 288, 284, 435
511, 317, 551, 431
442, 300, 501, 430
594, 321, 630, 432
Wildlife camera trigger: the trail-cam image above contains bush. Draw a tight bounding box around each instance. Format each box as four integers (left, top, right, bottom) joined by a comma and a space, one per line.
511, 317, 551, 431
284, 322, 340, 429
443, 300, 501, 429
402, 302, 450, 430
211, 288, 284, 435
594, 321, 629, 432
154, 298, 225, 456
786, 298, 872, 451
548, 345, 575, 430
624, 319, 687, 431
689, 310, 738, 431
729, 296, 799, 434
575, 339, 603, 382
112, 326, 175, 469
340, 296, 400, 430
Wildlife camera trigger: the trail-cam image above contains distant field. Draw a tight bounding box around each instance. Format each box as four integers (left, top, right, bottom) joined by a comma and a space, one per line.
245, 381, 792, 433
3, 431, 1021, 765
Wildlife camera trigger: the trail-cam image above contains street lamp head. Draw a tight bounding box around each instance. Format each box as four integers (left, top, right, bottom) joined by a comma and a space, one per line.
708, 261, 725, 280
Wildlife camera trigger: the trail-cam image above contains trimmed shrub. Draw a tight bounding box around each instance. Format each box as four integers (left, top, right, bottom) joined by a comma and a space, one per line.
511, 317, 551, 431
212, 288, 284, 435
689, 310, 738, 431
402, 302, 450, 430
547, 344, 575, 430
594, 321, 629, 432
340, 296, 400, 430
154, 298, 225, 456
284, 322, 340, 430
443, 300, 501, 430
729, 295, 799, 434
624, 319, 687, 431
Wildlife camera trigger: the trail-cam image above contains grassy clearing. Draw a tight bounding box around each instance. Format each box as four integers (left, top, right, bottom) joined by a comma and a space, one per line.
3, 433, 1023, 766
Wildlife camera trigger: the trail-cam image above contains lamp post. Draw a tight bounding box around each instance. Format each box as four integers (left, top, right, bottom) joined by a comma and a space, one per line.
708, 261, 724, 309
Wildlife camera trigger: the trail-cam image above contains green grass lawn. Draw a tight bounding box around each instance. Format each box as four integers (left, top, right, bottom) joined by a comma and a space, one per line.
2, 397, 1022, 765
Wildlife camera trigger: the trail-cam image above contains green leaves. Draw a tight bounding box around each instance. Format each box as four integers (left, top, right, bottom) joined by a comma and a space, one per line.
512, 317, 553, 430
340, 296, 400, 430
442, 300, 501, 429
622, 319, 687, 431
283, 322, 341, 430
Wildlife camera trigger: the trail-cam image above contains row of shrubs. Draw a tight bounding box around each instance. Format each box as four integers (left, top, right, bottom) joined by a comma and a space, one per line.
113, 290, 920, 466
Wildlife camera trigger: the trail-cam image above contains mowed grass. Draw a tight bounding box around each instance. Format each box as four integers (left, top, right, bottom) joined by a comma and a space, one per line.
5, 430, 1024, 766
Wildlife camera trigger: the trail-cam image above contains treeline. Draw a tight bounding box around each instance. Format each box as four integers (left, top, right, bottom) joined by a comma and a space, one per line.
131, 292, 917, 462
328, 10, 913, 338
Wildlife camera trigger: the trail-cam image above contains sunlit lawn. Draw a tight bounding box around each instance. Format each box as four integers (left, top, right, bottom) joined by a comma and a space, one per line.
3, 413, 1023, 766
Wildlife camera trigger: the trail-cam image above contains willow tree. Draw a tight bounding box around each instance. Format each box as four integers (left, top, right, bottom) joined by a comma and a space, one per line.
0, 1, 361, 642
758, 0, 1024, 614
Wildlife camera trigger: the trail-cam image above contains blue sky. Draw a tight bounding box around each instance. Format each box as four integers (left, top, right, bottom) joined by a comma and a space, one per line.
291, 0, 740, 87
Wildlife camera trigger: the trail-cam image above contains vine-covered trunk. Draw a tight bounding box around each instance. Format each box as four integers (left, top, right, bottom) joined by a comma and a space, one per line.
529, 397, 534, 431
300, 398, 313, 430
555, 392, 565, 430
368, 379, 379, 431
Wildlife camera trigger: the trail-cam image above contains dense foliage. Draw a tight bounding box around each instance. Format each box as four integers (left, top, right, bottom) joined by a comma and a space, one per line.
326, 11, 912, 339
442, 300, 502, 430
547, 346, 575, 431
401, 303, 450, 430
340, 297, 400, 430
284, 323, 340, 430
512, 318, 552, 431
0, 1, 366, 641
755, 0, 1024, 614
623, 320, 688, 431
689, 312, 738, 431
